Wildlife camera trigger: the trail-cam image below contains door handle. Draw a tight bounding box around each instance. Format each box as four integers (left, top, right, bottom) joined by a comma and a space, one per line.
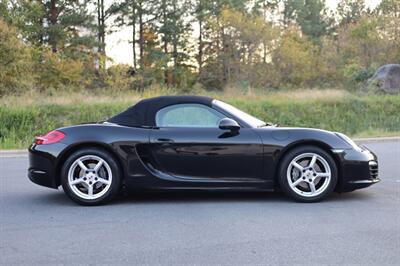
156, 138, 174, 143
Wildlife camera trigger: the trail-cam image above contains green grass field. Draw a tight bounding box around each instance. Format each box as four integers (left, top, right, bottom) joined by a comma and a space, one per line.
1, 89, 400, 149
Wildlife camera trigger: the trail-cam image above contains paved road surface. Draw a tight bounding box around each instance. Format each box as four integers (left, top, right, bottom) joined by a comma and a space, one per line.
1, 141, 399, 265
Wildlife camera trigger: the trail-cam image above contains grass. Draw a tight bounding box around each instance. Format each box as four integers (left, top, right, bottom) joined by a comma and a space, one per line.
1, 88, 400, 149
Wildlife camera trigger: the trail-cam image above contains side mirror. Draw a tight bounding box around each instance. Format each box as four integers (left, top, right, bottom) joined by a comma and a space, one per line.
218, 118, 240, 131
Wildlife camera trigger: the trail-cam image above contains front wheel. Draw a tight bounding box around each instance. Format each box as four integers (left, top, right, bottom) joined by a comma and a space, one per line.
278, 146, 338, 202
61, 148, 121, 205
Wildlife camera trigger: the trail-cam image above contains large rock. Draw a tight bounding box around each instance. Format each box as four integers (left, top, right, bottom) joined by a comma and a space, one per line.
368, 64, 400, 94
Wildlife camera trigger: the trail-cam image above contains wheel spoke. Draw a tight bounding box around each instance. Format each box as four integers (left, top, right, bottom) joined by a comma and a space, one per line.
292, 162, 304, 171
96, 178, 110, 185
309, 182, 316, 193
78, 160, 88, 171
290, 178, 304, 188
94, 160, 103, 172
87, 185, 93, 196
70, 178, 84, 186
309, 155, 317, 168
316, 172, 330, 178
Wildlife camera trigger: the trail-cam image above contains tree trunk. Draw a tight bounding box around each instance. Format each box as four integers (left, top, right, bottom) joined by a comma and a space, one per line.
36, 0, 44, 45
101, 0, 105, 55
262, 1, 267, 64
197, 0, 203, 76
97, 0, 105, 71
221, 26, 229, 84
132, 18, 137, 69
138, 1, 144, 89
198, 18, 203, 74
172, 0, 178, 85
49, 0, 58, 53
162, 0, 169, 85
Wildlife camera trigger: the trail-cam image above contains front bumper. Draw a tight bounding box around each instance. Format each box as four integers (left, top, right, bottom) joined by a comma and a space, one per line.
334, 147, 380, 192
28, 143, 67, 189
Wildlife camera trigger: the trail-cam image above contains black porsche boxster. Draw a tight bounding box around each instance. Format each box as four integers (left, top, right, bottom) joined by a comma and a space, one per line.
28, 96, 379, 205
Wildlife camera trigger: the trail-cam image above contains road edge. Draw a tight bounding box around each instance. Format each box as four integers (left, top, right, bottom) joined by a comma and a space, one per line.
0, 149, 28, 158
354, 136, 400, 143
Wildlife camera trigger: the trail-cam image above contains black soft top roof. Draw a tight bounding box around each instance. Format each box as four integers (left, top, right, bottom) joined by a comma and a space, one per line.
107, 95, 214, 127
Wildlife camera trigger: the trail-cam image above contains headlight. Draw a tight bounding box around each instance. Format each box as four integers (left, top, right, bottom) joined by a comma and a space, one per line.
335, 132, 363, 152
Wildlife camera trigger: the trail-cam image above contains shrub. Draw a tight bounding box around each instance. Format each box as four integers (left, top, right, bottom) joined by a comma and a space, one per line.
0, 19, 34, 95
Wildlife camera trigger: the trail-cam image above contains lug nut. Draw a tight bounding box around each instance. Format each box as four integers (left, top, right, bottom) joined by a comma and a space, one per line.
89, 181, 92, 185
83, 177, 87, 181
313, 173, 317, 176
309, 179, 312, 182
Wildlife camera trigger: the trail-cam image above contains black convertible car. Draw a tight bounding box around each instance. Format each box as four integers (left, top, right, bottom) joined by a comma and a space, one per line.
28, 96, 379, 205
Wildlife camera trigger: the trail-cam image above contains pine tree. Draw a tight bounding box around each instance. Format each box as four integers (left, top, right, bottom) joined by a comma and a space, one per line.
283, 0, 334, 41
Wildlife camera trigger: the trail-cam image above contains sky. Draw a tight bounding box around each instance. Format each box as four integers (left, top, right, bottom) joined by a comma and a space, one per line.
105, 0, 382, 66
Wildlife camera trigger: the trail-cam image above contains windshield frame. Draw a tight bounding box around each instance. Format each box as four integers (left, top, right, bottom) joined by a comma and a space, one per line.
212, 100, 266, 128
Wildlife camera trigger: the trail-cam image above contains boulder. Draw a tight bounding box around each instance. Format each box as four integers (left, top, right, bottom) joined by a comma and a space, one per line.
368, 64, 400, 94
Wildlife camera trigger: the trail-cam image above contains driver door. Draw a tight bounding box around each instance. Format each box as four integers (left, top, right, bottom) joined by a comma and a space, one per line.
147, 103, 264, 181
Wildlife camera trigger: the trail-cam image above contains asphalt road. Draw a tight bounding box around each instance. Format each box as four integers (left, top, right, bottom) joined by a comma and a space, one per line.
0, 140, 399, 265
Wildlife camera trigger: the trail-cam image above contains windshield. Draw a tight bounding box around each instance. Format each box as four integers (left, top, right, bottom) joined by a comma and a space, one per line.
213, 100, 266, 128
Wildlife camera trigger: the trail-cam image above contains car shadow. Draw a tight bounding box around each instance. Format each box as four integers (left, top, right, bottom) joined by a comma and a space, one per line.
111, 189, 374, 205
30, 188, 375, 206
30, 190, 77, 206
114, 190, 289, 205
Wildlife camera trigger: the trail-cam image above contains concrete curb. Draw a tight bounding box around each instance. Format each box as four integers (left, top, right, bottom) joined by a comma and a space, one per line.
354, 136, 400, 143
1, 136, 399, 158
0, 149, 28, 158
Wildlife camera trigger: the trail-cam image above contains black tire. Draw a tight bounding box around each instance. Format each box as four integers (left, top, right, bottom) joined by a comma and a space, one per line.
278, 146, 338, 203
61, 147, 121, 206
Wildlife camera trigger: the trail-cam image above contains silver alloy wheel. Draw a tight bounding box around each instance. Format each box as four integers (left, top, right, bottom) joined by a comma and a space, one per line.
67, 155, 112, 200
286, 153, 331, 197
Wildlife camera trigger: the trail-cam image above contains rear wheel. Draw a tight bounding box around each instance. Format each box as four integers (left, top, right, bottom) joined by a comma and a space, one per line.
278, 146, 337, 202
61, 148, 121, 205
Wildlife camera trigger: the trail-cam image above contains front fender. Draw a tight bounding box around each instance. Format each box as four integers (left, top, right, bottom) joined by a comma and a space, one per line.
253, 127, 352, 182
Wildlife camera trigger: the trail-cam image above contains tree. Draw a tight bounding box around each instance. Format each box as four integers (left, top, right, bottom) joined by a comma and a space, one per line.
336, 13, 392, 83
283, 0, 334, 41
192, 0, 207, 75
378, 0, 400, 42
337, 0, 367, 26
251, 0, 280, 63
109, 0, 139, 69
95, 0, 106, 71
0, 18, 34, 95
163, 0, 191, 85
377, 0, 400, 61
272, 26, 318, 85
199, 7, 278, 88
3, 1, 96, 54
109, 0, 160, 88
0, 0, 46, 46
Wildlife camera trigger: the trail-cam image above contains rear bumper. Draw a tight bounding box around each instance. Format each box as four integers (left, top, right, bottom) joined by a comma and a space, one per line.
28, 168, 57, 188
28, 143, 66, 189
335, 148, 380, 192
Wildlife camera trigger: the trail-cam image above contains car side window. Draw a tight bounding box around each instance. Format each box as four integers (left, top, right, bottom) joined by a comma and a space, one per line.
156, 104, 224, 128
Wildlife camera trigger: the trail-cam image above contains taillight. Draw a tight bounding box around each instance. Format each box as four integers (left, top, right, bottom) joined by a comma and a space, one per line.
35, 130, 65, 145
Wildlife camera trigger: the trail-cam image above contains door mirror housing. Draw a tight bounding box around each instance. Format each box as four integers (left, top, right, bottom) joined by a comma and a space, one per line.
218, 118, 240, 131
